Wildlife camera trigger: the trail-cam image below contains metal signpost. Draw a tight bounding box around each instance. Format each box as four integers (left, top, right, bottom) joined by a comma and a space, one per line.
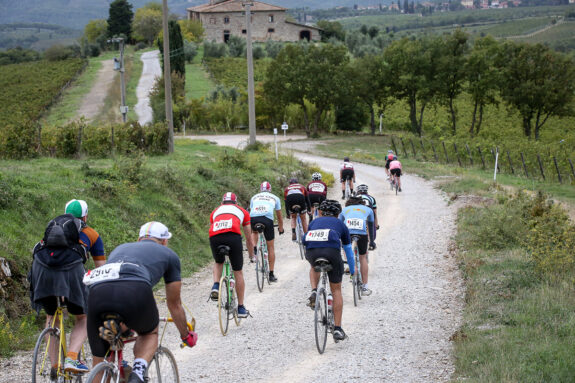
281, 122, 288, 137
274, 128, 278, 160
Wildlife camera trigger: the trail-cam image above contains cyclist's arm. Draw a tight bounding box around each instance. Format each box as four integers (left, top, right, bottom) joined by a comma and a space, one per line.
275, 209, 284, 232
343, 244, 355, 275
165, 281, 189, 338
243, 224, 255, 258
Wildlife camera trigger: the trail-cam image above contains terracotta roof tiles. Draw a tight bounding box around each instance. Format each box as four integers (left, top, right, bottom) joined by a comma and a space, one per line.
188, 0, 286, 13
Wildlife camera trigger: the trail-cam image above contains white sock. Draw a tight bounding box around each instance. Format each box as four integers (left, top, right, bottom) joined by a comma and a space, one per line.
132, 358, 148, 380
363, 283, 369, 289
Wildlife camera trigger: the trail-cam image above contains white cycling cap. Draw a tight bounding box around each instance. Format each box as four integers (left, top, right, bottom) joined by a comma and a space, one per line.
139, 221, 172, 239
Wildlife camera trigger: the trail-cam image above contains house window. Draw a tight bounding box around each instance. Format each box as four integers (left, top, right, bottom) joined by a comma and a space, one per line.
242, 29, 247, 34
268, 14, 274, 23
268, 28, 275, 33
224, 30, 231, 43
224, 16, 230, 24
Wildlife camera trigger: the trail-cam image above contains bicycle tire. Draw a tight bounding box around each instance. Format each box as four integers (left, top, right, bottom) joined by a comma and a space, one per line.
84, 362, 118, 383
314, 288, 328, 354
255, 238, 264, 292
356, 252, 363, 301
232, 285, 240, 327
296, 218, 305, 260
146, 346, 180, 383
218, 276, 230, 336
32, 327, 64, 383
264, 248, 271, 286
352, 272, 359, 307
345, 182, 350, 200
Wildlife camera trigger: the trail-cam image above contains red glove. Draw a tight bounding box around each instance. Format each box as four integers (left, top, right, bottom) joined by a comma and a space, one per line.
182, 331, 198, 348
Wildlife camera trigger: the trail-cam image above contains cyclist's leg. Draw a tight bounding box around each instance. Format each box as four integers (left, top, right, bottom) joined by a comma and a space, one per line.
67, 314, 87, 355
232, 270, 245, 305
267, 239, 275, 270
300, 212, 308, 233
358, 235, 369, 284
329, 282, 343, 327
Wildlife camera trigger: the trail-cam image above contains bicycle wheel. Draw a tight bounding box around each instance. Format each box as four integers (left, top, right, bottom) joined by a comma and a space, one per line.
218, 276, 230, 336
297, 219, 305, 260
255, 240, 264, 292
345, 182, 350, 199
395, 179, 398, 195
146, 346, 179, 383
232, 286, 240, 326
84, 362, 118, 383
263, 244, 271, 286
352, 271, 359, 307
314, 288, 328, 354
32, 327, 64, 383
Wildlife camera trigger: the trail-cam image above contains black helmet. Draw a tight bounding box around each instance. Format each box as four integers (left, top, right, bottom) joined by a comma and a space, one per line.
289, 178, 298, 184
318, 199, 342, 216
356, 184, 368, 194
343, 157, 350, 162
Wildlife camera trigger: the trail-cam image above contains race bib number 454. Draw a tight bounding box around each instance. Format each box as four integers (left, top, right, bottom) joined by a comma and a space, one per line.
83, 263, 122, 286
306, 229, 330, 242
346, 218, 364, 230
213, 219, 233, 231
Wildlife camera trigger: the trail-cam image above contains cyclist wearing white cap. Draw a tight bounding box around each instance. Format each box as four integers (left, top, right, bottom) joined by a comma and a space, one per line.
65, 199, 106, 266
249, 181, 285, 282
86, 221, 197, 383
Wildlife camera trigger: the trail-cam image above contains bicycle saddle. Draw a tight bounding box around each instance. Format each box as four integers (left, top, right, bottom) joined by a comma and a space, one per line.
351, 235, 361, 241
313, 257, 333, 272
292, 205, 301, 213
254, 223, 266, 233
216, 245, 231, 257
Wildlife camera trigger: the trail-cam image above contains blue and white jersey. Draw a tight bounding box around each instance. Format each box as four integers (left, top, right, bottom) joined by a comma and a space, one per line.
339, 204, 374, 235
250, 192, 281, 221
304, 217, 351, 250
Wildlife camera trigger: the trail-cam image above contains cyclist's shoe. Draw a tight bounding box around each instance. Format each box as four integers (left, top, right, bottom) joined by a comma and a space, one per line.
399, 187, 402, 192
210, 282, 219, 301
237, 305, 250, 318
307, 291, 317, 309
64, 358, 90, 373
249, 256, 256, 263
292, 232, 297, 241
50, 367, 58, 381
269, 272, 278, 282
333, 327, 347, 342
361, 286, 373, 296
127, 372, 145, 383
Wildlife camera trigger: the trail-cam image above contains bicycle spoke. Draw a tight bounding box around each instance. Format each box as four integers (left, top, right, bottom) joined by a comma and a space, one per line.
32, 327, 64, 383
314, 289, 328, 354
218, 277, 230, 336
256, 238, 264, 292
146, 346, 179, 383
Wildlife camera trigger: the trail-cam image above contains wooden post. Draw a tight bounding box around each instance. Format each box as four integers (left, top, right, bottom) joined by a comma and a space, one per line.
553, 157, 562, 183
537, 154, 545, 180
521, 152, 529, 178
494, 147, 500, 173
442, 141, 450, 163
507, 150, 514, 174
478, 146, 486, 169
465, 144, 473, 166
569, 159, 575, 181
409, 139, 417, 157
431, 141, 438, 162
400, 138, 408, 158
419, 139, 427, 160
454, 142, 462, 167
391, 136, 398, 156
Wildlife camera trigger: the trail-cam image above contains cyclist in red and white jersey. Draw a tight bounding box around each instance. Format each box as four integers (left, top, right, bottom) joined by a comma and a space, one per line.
385, 150, 394, 178
340, 157, 355, 199
389, 156, 403, 192
306, 172, 327, 221
209, 192, 255, 318
284, 178, 310, 241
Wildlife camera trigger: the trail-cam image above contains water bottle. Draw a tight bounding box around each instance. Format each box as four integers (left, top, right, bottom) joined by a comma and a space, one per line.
327, 293, 333, 313
229, 278, 235, 290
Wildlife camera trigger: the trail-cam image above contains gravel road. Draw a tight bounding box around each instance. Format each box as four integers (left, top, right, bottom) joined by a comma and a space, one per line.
0, 137, 464, 383
76, 60, 115, 121
135, 51, 161, 126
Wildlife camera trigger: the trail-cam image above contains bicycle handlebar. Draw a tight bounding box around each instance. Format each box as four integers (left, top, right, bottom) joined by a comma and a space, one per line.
160, 317, 196, 348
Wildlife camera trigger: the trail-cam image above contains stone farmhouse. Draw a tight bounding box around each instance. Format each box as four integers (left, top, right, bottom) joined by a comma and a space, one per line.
187, 0, 321, 43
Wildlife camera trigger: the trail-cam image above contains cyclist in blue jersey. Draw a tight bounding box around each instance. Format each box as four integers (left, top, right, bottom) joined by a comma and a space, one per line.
304, 199, 355, 341
355, 184, 379, 250
339, 196, 374, 296
249, 181, 285, 282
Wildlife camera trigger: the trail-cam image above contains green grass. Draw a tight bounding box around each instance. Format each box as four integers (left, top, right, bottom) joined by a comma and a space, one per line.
186, 46, 216, 100
481, 17, 556, 37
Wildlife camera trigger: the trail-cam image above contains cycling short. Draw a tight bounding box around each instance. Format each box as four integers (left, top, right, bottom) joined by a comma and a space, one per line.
285, 194, 308, 215
385, 160, 392, 170
305, 247, 344, 284
391, 168, 402, 177
87, 280, 159, 358
341, 169, 354, 182
251, 216, 275, 241
308, 193, 326, 207
210, 232, 244, 271
350, 234, 369, 255
38, 296, 84, 316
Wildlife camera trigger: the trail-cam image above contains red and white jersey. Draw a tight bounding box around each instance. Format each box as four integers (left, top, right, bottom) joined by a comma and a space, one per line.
284, 184, 307, 199
209, 204, 250, 237
389, 160, 402, 170
307, 181, 327, 197
340, 162, 354, 171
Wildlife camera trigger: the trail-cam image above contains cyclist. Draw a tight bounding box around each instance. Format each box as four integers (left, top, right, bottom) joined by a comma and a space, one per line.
306, 172, 327, 221
340, 196, 375, 296
385, 153, 394, 179
304, 199, 355, 341
250, 181, 284, 282
85, 222, 197, 383
390, 156, 403, 192
284, 178, 310, 241
209, 192, 254, 318
65, 199, 106, 267
340, 157, 355, 200
355, 184, 379, 250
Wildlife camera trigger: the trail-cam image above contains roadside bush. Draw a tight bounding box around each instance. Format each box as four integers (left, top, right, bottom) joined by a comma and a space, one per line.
1, 121, 38, 159
203, 40, 228, 58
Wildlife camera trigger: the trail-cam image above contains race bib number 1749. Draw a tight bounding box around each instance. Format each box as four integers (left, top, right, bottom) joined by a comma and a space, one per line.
305, 229, 330, 242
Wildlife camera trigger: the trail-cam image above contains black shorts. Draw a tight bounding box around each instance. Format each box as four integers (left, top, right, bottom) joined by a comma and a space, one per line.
210, 232, 244, 271
308, 194, 326, 207
341, 169, 354, 182
351, 234, 369, 255
285, 194, 308, 215
87, 280, 159, 357
251, 216, 275, 241
38, 296, 84, 316
385, 160, 392, 170
391, 168, 402, 177
305, 247, 344, 284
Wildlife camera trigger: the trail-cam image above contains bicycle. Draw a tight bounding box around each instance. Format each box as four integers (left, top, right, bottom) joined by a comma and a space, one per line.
344, 180, 351, 200
254, 223, 270, 292
32, 297, 87, 383
311, 202, 320, 220
292, 205, 306, 260
215, 245, 240, 336
84, 315, 192, 383
312, 257, 337, 354
350, 235, 364, 307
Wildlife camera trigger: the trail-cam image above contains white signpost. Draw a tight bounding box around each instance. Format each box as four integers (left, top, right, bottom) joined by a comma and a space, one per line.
273, 128, 278, 160
281, 122, 288, 137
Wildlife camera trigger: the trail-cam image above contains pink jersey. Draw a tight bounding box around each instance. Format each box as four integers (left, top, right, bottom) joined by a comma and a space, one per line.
209, 204, 250, 237
389, 160, 402, 170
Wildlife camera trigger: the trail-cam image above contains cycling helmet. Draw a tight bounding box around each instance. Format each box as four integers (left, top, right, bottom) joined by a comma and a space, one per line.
387, 154, 394, 160
260, 181, 272, 192
65, 199, 88, 218
318, 199, 342, 217
387, 150, 394, 154
312, 172, 322, 181
356, 184, 369, 194
393, 156, 397, 160
289, 178, 298, 184
222, 192, 237, 203
343, 157, 350, 162
346, 196, 365, 207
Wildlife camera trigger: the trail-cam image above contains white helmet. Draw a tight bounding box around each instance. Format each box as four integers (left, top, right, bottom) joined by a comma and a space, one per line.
312, 172, 322, 181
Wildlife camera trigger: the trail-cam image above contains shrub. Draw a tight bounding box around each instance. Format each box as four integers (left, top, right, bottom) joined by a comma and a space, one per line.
1, 121, 38, 159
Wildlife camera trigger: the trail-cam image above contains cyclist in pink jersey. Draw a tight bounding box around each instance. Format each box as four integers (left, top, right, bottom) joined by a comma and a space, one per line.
389, 157, 403, 192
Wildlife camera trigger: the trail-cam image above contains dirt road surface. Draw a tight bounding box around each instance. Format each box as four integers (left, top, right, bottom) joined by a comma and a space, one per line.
135, 51, 161, 126
76, 60, 115, 121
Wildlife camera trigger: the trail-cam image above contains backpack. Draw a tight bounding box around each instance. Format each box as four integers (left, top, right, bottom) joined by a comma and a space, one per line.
33, 214, 87, 267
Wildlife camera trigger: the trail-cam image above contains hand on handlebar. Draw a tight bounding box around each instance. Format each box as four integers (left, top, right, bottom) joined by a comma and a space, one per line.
376, 225, 380, 230
278, 228, 284, 235
181, 330, 198, 348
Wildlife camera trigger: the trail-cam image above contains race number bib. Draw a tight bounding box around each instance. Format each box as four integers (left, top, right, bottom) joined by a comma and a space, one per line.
346, 218, 364, 230
213, 219, 233, 231
83, 263, 122, 286
343, 163, 353, 169
310, 185, 325, 193
305, 229, 330, 242
253, 205, 269, 214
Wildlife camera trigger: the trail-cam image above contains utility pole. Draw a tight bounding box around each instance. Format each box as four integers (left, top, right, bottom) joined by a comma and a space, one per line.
109, 37, 127, 123
243, 1, 256, 146
162, 0, 174, 153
